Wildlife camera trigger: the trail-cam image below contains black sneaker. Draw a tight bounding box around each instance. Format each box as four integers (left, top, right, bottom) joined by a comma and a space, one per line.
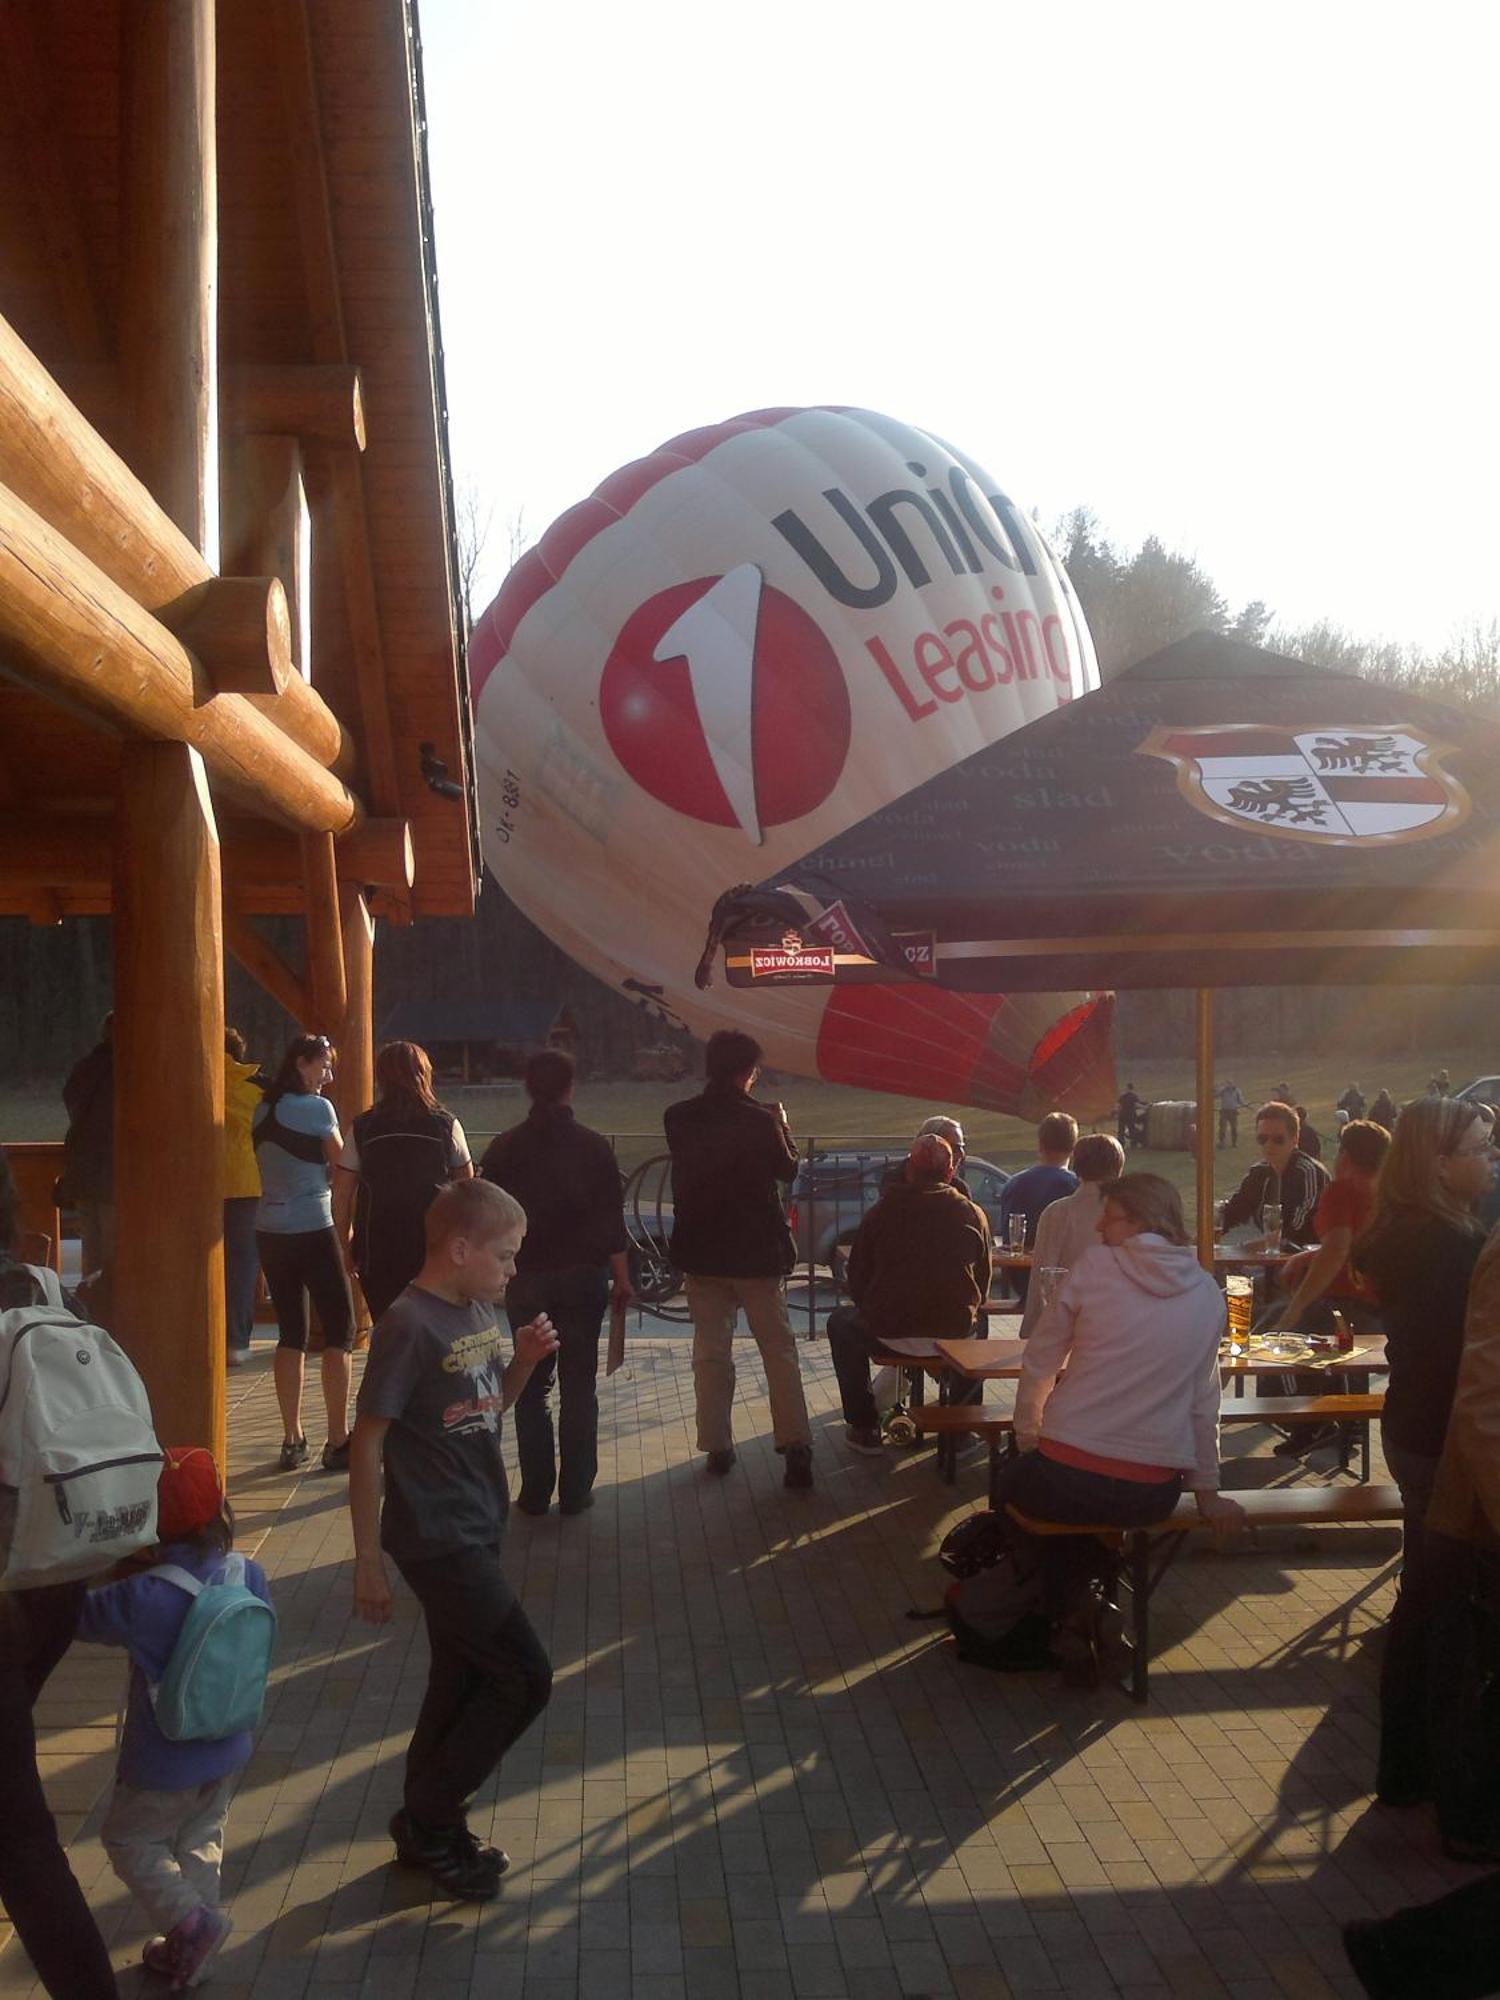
705, 1448, 736, 1476
322, 1438, 351, 1473
388, 1811, 508, 1898
559, 1493, 595, 1515
278, 1436, 309, 1472
783, 1443, 813, 1490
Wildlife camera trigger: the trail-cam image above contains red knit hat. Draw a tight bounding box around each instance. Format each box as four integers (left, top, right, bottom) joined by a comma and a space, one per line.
156, 1446, 224, 1542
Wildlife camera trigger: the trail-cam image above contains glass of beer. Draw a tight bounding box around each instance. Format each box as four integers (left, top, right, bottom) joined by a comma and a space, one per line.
1261, 1203, 1283, 1253
1225, 1274, 1253, 1355
1008, 1215, 1028, 1253
1037, 1265, 1067, 1310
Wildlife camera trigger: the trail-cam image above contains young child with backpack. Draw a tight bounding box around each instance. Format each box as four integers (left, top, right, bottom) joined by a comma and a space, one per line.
78, 1446, 274, 1990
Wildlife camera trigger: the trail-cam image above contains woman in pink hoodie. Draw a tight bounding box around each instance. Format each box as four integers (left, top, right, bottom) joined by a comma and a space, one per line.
1002, 1172, 1243, 1686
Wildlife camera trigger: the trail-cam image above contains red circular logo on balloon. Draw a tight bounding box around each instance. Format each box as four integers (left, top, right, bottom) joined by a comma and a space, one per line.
600, 568, 850, 839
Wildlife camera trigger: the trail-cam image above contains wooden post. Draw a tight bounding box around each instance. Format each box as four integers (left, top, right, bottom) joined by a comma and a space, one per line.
1195, 987, 1216, 1272
334, 884, 375, 1133
119, 0, 218, 558
222, 435, 311, 681
302, 831, 348, 1030
113, 744, 227, 1466
335, 885, 375, 1341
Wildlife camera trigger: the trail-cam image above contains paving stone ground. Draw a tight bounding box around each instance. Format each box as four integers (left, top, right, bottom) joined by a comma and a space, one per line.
0, 1336, 1476, 1998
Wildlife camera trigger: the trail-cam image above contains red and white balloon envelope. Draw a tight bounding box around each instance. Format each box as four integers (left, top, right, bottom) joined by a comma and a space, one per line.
471, 406, 1115, 1116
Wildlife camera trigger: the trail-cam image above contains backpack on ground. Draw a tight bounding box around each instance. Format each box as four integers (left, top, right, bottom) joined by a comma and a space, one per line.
0, 1305, 162, 1589
149, 1553, 276, 1741
937, 1510, 1052, 1672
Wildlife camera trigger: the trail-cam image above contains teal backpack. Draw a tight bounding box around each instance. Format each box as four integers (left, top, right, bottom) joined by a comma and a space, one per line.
148, 1554, 276, 1742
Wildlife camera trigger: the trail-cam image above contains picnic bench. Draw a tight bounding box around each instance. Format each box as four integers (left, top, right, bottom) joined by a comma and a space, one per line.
910, 1391, 1386, 1500
1007, 1480, 1403, 1702
1218, 1391, 1384, 1480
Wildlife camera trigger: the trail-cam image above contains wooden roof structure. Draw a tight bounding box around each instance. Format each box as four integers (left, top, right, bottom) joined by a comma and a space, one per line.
0, 0, 473, 1459
0, 0, 476, 923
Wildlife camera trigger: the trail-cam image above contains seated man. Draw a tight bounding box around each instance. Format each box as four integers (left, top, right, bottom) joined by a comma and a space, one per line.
998, 1112, 1080, 1303
1220, 1101, 1329, 1249
826, 1135, 992, 1454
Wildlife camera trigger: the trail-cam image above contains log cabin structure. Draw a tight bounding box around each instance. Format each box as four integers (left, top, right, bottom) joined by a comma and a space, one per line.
0, 1, 475, 1464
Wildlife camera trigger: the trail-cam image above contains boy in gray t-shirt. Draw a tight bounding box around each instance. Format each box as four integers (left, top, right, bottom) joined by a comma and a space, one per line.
350, 1179, 558, 1900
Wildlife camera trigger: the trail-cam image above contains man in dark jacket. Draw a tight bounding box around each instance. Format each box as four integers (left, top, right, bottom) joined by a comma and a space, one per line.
1221, 1101, 1329, 1247
481, 1050, 632, 1516
827, 1135, 992, 1452
664, 1030, 812, 1487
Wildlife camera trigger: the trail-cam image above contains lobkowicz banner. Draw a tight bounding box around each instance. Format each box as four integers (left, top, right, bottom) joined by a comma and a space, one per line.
470, 407, 1114, 1115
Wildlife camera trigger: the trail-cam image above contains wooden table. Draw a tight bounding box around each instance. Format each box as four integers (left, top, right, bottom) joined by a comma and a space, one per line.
1214, 1246, 1299, 1271
994, 1251, 1032, 1271
936, 1336, 1029, 1380
1220, 1336, 1388, 1379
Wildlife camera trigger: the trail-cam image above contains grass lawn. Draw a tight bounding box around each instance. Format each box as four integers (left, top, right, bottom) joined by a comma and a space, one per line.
6, 1047, 1490, 1211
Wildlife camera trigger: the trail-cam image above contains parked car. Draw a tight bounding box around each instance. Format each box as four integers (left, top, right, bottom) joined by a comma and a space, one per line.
1456, 1076, 1500, 1106
787, 1148, 1012, 1278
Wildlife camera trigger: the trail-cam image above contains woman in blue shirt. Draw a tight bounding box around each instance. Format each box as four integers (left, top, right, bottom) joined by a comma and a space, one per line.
253, 1035, 355, 1472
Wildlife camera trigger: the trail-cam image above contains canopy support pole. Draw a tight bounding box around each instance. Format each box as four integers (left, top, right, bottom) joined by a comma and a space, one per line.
1195, 987, 1215, 1271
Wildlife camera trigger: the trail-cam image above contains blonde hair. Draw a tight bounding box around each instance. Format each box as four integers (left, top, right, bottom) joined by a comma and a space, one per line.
1099, 1172, 1189, 1245
425, 1178, 524, 1250
1366, 1094, 1489, 1238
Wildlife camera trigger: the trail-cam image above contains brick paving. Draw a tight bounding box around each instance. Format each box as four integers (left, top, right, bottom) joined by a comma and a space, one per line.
1, 1337, 1479, 1997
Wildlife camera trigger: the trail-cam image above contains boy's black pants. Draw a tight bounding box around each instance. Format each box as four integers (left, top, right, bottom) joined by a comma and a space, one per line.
396, 1542, 552, 1833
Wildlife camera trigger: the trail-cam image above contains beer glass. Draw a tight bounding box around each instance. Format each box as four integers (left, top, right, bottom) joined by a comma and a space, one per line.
1008, 1215, 1028, 1253
1037, 1265, 1067, 1310
1261, 1203, 1283, 1253
1225, 1274, 1253, 1354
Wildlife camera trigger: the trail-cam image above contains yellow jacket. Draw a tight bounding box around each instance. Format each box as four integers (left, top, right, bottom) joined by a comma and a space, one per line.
1428, 1225, 1500, 1547
223, 1058, 264, 1200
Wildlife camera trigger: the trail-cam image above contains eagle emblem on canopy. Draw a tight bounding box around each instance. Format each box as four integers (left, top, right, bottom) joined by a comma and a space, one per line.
1139, 724, 1470, 846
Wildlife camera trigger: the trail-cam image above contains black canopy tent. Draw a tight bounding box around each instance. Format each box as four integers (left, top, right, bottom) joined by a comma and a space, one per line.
707, 633, 1500, 1260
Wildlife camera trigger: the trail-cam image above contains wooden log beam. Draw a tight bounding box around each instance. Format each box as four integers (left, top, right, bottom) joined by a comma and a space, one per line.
223, 435, 312, 683
223, 364, 366, 451
113, 743, 227, 1466
0, 813, 414, 895
225, 908, 310, 1026
301, 831, 347, 1030
0, 478, 358, 834
119, 0, 218, 556
0, 315, 351, 773
158, 575, 294, 696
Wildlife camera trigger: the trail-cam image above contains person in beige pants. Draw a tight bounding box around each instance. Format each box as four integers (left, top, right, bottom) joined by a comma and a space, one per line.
664, 1031, 813, 1488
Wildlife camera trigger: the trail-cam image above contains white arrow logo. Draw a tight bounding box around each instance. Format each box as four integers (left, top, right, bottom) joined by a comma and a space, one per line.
652, 563, 766, 844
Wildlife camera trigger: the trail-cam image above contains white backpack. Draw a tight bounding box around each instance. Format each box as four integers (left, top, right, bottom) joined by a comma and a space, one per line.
0, 1305, 163, 1590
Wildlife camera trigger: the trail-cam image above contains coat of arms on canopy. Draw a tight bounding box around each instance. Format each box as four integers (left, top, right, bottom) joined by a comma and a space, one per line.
1139, 724, 1470, 847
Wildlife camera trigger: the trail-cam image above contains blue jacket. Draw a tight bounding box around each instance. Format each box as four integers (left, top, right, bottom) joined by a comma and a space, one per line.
79, 1541, 271, 1792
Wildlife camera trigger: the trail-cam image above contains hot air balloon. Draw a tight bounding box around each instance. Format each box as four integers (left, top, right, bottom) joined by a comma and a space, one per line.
470, 406, 1115, 1116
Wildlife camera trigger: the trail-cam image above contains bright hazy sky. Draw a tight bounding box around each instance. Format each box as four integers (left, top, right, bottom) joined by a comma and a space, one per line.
420, 0, 1497, 653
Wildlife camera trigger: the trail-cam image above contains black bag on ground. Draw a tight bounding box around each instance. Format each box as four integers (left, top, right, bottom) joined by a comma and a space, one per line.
936, 1511, 1052, 1672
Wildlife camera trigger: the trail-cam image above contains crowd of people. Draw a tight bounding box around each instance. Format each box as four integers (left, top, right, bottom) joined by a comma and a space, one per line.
7, 1033, 1500, 1994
